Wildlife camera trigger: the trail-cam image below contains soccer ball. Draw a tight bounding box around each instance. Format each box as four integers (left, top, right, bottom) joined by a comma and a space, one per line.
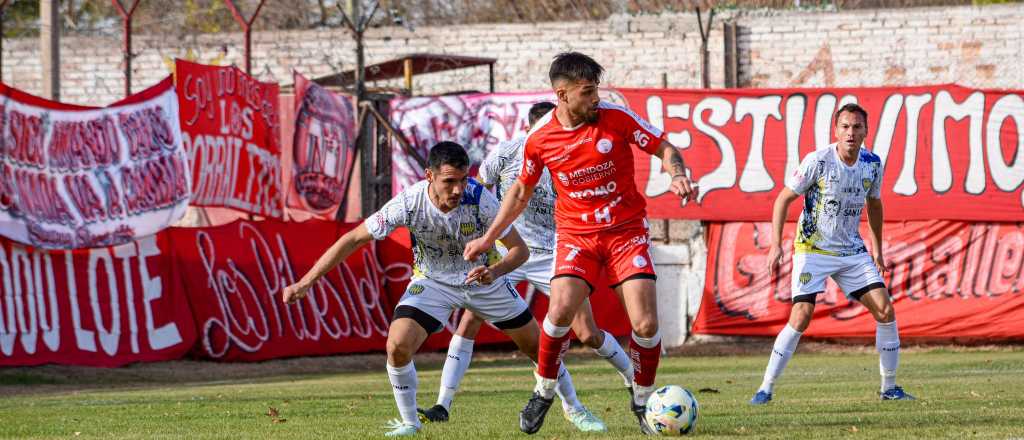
644, 385, 699, 436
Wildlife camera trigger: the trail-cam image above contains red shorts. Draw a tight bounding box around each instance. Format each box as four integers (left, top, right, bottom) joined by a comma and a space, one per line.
553, 218, 657, 291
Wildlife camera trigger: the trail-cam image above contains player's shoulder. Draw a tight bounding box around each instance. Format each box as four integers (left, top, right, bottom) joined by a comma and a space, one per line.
399, 180, 429, 203
406, 179, 430, 193
802, 146, 833, 162
523, 112, 557, 145
495, 136, 526, 158
597, 100, 631, 113
459, 178, 489, 206
597, 100, 661, 134
858, 147, 881, 164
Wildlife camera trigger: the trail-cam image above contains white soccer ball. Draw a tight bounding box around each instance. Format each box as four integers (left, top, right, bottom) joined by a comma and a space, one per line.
644, 385, 699, 436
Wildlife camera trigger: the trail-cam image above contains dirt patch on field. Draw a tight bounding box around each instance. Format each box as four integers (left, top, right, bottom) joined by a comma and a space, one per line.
2, 340, 1019, 397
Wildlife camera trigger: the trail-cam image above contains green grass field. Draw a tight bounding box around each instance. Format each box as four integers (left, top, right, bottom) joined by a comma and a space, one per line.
2, 345, 1023, 439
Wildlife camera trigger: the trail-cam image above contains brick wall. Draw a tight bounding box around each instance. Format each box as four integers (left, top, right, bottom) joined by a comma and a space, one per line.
6, 5, 1020, 105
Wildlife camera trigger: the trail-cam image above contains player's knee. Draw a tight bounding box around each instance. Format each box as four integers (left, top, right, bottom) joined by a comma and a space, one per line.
576, 326, 602, 349
386, 339, 414, 366
632, 319, 659, 339
789, 318, 811, 333
789, 305, 814, 332
874, 302, 895, 323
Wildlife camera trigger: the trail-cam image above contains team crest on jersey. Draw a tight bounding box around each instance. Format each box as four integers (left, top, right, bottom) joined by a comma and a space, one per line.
597, 138, 613, 154
799, 272, 811, 285
862, 178, 871, 191
459, 222, 476, 236
409, 284, 425, 295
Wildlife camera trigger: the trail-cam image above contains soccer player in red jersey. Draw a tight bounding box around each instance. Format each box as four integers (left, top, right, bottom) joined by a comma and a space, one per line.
464, 52, 696, 434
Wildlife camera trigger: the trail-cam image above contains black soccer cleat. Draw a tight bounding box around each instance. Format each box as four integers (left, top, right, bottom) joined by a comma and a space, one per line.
417, 404, 449, 423
629, 387, 657, 435
519, 392, 554, 434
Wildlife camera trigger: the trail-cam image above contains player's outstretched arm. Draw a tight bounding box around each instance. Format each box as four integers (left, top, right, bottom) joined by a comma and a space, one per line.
653, 140, 696, 203
866, 197, 886, 273
465, 227, 530, 285
463, 180, 534, 262
282, 224, 374, 304
767, 188, 800, 277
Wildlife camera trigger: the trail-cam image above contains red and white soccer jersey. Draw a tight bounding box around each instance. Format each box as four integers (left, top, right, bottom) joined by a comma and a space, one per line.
517, 101, 666, 288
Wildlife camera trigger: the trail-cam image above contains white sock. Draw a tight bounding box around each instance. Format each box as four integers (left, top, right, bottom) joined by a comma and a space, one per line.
632, 383, 656, 406
534, 370, 558, 400
877, 320, 900, 392
594, 330, 633, 387
386, 361, 420, 428
555, 363, 585, 413
437, 335, 475, 410
631, 331, 661, 349
543, 317, 571, 338
759, 324, 802, 393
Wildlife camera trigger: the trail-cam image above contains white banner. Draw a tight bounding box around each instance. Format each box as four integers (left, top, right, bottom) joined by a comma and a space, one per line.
0, 77, 190, 249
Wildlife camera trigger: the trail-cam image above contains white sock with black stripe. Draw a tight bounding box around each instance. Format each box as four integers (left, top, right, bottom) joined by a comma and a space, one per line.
877, 320, 900, 392
387, 361, 421, 428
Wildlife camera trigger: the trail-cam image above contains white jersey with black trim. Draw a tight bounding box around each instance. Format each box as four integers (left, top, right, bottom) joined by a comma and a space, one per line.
364, 179, 512, 287
785, 144, 884, 257
477, 137, 557, 255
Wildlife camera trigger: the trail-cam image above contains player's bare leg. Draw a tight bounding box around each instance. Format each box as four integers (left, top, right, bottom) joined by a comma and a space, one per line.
858, 287, 913, 400
752, 298, 815, 405
520, 276, 590, 434
384, 318, 431, 436
614, 277, 661, 434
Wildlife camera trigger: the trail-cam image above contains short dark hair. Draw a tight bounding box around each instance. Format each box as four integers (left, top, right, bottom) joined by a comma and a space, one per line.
549, 52, 604, 85
528, 102, 555, 126
834, 103, 868, 127
428, 141, 470, 170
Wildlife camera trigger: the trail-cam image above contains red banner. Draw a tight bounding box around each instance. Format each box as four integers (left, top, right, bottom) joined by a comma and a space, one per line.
175, 60, 284, 218
0, 234, 196, 366
282, 72, 358, 219
694, 221, 1024, 340
618, 84, 1024, 221
0, 77, 189, 249
167, 219, 412, 361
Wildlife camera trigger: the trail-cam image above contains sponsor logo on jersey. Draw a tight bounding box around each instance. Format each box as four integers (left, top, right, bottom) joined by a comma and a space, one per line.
568, 181, 617, 199
557, 172, 569, 185
525, 159, 536, 176
409, 284, 425, 295
613, 234, 649, 254
597, 138, 613, 154
459, 222, 476, 235
569, 160, 615, 179
632, 255, 648, 268
799, 272, 812, 285
563, 137, 594, 152
557, 264, 586, 274
565, 160, 617, 186
633, 130, 650, 148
